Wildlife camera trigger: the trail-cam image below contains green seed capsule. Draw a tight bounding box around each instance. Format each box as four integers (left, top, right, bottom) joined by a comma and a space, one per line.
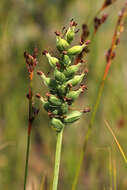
67, 44, 86, 56
65, 26, 75, 44
66, 88, 82, 101
58, 102, 68, 114
64, 63, 81, 78
52, 109, 59, 115
41, 73, 57, 92
57, 84, 68, 97
54, 68, 66, 83
47, 94, 63, 106
56, 36, 70, 52
64, 111, 83, 124
40, 96, 50, 111
46, 53, 59, 68
66, 73, 85, 87
62, 55, 71, 66
51, 118, 64, 132
39, 96, 55, 112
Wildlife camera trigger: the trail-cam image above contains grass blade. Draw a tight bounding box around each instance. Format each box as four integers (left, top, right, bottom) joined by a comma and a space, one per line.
40, 176, 45, 190
104, 120, 127, 164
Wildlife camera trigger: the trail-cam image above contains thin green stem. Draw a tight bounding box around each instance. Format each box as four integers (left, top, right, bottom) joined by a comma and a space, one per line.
24, 79, 33, 190
108, 147, 113, 190
52, 129, 63, 190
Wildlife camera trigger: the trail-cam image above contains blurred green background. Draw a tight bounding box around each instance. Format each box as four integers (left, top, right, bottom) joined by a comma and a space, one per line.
0, 0, 127, 189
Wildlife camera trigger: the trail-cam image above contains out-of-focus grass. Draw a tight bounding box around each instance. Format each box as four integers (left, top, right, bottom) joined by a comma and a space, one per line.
0, 0, 127, 190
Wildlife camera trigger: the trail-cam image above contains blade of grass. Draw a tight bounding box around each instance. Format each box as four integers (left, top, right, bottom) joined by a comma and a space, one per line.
72, 1, 127, 190
40, 176, 45, 190
113, 159, 117, 190
108, 147, 113, 190
104, 120, 127, 164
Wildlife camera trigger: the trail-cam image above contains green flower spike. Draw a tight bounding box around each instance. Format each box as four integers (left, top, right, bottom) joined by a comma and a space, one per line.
37, 20, 90, 131
37, 20, 90, 190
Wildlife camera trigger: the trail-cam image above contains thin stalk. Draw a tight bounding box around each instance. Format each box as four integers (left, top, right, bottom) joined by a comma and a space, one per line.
72, 2, 127, 190
52, 129, 63, 190
108, 147, 113, 190
113, 160, 117, 190
24, 79, 33, 190
105, 120, 127, 164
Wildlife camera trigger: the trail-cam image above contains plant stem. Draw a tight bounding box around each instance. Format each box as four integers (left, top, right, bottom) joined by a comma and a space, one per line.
24, 123, 32, 190
52, 129, 63, 190
24, 79, 33, 190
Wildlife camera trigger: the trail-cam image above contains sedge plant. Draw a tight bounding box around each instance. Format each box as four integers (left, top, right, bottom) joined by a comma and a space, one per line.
36, 19, 90, 190
23, 48, 39, 190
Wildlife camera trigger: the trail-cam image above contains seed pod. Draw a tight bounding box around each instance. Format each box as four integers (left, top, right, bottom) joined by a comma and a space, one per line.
37, 95, 54, 112
65, 19, 77, 44
64, 111, 82, 124
62, 55, 71, 66
67, 43, 86, 56
51, 118, 64, 132
56, 36, 70, 52
47, 93, 63, 106
46, 53, 59, 68
66, 73, 85, 87
57, 84, 68, 97
39, 72, 58, 91
64, 63, 81, 78
65, 26, 75, 44
66, 87, 83, 101
39, 96, 50, 111
54, 68, 66, 82
52, 109, 59, 115
58, 102, 68, 114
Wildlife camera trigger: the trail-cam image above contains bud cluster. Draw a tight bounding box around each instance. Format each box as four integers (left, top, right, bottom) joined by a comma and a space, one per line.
101, 0, 117, 10
94, 14, 108, 34
24, 48, 38, 80
37, 20, 90, 132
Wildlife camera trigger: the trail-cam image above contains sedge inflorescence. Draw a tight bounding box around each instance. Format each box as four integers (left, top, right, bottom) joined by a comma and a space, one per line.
37, 19, 90, 133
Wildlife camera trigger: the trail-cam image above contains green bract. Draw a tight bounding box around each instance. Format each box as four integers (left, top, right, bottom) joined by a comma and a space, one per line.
37, 20, 90, 132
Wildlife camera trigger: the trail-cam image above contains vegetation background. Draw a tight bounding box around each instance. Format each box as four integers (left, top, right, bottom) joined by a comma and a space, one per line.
0, 0, 127, 189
